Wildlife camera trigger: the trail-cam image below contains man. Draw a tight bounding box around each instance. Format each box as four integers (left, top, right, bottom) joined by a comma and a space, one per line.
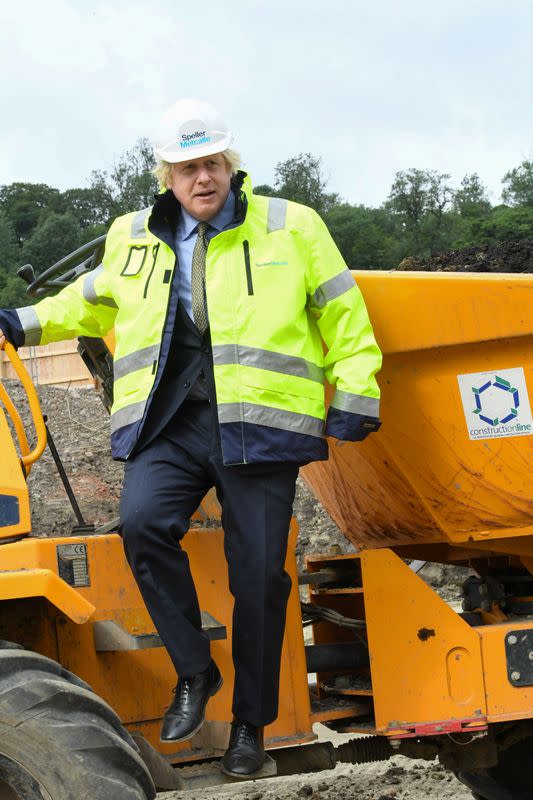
0, 99, 382, 777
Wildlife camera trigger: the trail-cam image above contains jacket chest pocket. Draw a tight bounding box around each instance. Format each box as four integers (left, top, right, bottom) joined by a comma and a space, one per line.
121, 245, 149, 276
120, 244, 162, 299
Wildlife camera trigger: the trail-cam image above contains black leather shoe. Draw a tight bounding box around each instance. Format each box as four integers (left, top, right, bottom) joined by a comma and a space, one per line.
220, 719, 265, 778
160, 660, 222, 742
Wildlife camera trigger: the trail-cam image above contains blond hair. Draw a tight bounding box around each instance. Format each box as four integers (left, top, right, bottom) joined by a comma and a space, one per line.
154, 148, 242, 189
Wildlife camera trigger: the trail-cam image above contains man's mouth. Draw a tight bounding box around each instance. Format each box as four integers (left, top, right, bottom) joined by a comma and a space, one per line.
195, 190, 216, 199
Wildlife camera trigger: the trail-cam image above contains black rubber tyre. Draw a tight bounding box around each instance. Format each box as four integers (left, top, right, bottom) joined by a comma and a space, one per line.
457, 735, 533, 800
0, 645, 156, 800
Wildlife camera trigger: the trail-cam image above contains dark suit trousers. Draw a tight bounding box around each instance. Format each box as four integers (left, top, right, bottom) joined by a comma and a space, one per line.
119, 399, 299, 727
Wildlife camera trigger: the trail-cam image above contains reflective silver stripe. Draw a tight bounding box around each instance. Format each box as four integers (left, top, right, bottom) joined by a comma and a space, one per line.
213, 344, 323, 383
267, 197, 288, 233
331, 389, 379, 417
218, 402, 324, 438
130, 207, 151, 239
113, 344, 160, 381
309, 270, 355, 310
83, 266, 118, 308
110, 400, 147, 433
15, 306, 42, 346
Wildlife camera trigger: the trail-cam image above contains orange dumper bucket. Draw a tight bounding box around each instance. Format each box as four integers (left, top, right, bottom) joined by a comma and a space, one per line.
301, 271, 533, 552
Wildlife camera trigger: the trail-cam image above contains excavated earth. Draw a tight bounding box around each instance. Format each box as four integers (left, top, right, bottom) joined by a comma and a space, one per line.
398, 237, 533, 272
3, 379, 473, 799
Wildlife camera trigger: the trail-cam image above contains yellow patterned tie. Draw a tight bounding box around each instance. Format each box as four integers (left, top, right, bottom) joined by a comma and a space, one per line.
191, 222, 209, 333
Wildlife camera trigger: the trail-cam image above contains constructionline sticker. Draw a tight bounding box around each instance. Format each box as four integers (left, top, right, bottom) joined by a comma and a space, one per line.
457, 367, 533, 441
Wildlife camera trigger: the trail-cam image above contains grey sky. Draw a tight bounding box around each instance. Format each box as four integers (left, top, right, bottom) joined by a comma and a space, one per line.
1, 0, 532, 207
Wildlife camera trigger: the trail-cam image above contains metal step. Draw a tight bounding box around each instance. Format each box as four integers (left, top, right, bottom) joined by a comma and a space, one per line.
93, 611, 226, 651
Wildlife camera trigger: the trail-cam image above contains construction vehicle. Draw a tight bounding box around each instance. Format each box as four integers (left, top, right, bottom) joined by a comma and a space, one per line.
0, 243, 532, 800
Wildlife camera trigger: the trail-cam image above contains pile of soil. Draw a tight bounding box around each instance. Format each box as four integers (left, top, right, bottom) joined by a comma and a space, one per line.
398, 238, 533, 273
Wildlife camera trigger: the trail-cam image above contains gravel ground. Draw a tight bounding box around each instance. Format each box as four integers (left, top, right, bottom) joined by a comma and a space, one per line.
159, 759, 472, 800
3, 379, 475, 799
157, 726, 472, 800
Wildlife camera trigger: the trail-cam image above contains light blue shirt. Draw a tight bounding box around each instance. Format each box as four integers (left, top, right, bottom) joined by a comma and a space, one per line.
175, 189, 237, 320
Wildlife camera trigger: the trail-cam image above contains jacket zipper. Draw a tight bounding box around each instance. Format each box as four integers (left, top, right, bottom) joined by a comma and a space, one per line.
243, 240, 254, 295
143, 243, 160, 299
126, 250, 173, 458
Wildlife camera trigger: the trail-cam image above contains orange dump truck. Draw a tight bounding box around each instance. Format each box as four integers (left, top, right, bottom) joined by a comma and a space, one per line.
0, 263, 532, 800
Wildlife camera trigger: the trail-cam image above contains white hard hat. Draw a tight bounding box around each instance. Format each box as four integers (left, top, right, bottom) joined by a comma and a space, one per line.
153, 99, 233, 163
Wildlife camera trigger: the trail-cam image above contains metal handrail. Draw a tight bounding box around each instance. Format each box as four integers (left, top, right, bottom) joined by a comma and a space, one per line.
1, 342, 47, 471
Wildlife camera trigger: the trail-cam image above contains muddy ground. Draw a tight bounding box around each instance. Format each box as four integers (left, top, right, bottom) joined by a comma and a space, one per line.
2, 379, 476, 798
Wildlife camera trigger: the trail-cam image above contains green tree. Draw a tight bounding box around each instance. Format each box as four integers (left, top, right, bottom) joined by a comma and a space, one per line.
274, 153, 339, 215
0, 213, 20, 269
326, 204, 400, 269
0, 212, 28, 307
89, 138, 158, 221
60, 187, 112, 229
454, 173, 491, 218
387, 169, 454, 255
502, 160, 533, 207
253, 183, 278, 197
22, 213, 82, 274
0, 182, 62, 243
465, 205, 533, 245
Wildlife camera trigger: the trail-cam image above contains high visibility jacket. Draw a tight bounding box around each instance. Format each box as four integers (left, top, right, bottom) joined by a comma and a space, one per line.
11, 173, 382, 464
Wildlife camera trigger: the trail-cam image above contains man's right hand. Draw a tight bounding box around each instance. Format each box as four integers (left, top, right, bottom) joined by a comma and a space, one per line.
0, 328, 6, 349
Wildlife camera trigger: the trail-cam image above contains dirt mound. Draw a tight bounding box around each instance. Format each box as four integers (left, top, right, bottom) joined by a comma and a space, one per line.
398, 238, 533, 273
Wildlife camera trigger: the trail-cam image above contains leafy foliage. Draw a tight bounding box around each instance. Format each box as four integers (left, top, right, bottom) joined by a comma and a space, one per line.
88, 138, 158, 222
274, 153, 339, 215
387, 169, 455, 256
0, 212, 28, 307
325, 204, 401, 269
502, 160, 533, 207
0, 182, 62, 243
21, 213, 82, 274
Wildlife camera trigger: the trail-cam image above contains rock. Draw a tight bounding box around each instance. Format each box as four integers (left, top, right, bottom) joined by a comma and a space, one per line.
419, 563, 446, 587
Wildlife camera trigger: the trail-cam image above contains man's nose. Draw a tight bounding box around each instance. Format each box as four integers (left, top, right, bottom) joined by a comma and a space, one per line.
196, 168, 211, 183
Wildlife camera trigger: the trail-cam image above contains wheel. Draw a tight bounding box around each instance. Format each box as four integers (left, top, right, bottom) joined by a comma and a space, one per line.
457, 734, 533, 800
0, 644, 156, 800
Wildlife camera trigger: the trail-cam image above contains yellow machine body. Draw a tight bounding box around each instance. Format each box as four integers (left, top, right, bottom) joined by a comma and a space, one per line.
0, 409, 31, 540
0, 527, 313, 759
303, 271, 533, 555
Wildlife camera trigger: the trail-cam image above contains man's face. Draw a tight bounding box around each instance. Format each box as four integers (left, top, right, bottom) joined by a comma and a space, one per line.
168, 153, 232, 221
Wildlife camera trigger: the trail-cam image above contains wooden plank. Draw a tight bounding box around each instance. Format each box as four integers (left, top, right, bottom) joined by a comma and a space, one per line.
0, 340, 92, 387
